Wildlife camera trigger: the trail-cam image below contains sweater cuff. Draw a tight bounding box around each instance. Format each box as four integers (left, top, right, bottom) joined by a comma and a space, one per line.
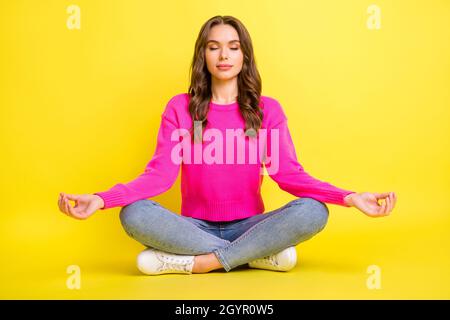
93, 186, 126, 210
341, 191, 357, 207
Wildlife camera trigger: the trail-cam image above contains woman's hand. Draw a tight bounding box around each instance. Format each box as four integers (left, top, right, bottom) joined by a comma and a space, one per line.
344, 192, 396, 218
58, 192, 104, 220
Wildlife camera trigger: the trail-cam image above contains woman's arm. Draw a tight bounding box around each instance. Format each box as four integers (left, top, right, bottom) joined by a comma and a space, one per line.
93, 106, 181, 210
265, 117, 356, 207
265, 117, 397, 216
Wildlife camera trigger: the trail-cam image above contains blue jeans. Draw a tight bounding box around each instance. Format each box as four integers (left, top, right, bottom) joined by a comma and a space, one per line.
119, 197, 329, 272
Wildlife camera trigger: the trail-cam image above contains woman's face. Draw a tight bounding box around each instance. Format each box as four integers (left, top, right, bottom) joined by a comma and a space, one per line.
205, 24, 244, 81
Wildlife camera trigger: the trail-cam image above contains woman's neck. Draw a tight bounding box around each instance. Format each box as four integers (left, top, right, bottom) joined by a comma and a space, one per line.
211, 77, 238, 104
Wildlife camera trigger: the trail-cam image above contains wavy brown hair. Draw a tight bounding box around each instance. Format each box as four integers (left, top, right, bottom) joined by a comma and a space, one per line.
187, 15, 263, 143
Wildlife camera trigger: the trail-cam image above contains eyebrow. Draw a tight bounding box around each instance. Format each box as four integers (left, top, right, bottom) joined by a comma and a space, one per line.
207, 40, 240, 44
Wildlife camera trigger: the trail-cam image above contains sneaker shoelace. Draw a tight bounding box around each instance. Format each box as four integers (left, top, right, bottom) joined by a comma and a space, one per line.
253, 254, 279, 267
156, 254, 193, 272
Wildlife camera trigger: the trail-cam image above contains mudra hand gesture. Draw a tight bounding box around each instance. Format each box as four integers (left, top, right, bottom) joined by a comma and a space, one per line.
344, 192, 397, 217
57, 192, 105, 220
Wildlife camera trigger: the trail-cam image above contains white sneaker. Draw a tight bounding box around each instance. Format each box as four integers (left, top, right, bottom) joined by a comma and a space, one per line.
248, 246, 297, 271
136, 248, 195, 275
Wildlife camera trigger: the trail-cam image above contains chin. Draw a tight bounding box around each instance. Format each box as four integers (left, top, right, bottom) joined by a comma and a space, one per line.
213, 73, 238, 81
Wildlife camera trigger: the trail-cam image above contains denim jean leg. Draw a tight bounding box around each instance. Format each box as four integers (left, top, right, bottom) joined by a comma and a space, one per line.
119, 199, 231, 255
213, 197, 329, 272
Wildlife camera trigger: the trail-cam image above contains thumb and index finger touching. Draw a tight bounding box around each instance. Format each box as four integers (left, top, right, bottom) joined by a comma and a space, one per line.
373, 192, 396, 199
58, 192, 84, 219
62, 193, 80, 201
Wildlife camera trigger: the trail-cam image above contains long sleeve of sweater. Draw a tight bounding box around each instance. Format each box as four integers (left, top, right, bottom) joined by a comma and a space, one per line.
265, 111, 356, 207
93, 104, 181, 210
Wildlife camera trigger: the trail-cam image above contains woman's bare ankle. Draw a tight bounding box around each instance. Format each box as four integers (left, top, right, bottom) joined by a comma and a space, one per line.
192, 253, 223, 273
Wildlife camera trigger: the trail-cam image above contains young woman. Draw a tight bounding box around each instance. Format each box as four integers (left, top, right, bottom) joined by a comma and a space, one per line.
57, 15, 396, 275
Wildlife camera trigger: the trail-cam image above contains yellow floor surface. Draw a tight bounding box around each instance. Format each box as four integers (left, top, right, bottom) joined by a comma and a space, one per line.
1, 202, 448, 300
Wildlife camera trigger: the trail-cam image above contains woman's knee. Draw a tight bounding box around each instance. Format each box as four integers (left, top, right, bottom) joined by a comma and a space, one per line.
119, 199, 160, 230
288, 197, 329, 232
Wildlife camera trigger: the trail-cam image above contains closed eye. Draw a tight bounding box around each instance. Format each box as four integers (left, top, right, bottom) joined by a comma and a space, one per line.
209, 48, 239, 51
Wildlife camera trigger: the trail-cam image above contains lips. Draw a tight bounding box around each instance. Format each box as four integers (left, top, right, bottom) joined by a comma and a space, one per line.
217, 64, 233, 71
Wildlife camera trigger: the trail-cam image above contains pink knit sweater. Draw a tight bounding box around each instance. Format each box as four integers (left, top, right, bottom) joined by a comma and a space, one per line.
94, 93, 355, 221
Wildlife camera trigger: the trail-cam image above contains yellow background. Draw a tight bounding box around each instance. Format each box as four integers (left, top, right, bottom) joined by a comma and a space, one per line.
1, 0, 449, 299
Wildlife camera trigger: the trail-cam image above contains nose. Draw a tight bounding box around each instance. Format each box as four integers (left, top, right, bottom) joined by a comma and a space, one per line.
219, 50, 230, 60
